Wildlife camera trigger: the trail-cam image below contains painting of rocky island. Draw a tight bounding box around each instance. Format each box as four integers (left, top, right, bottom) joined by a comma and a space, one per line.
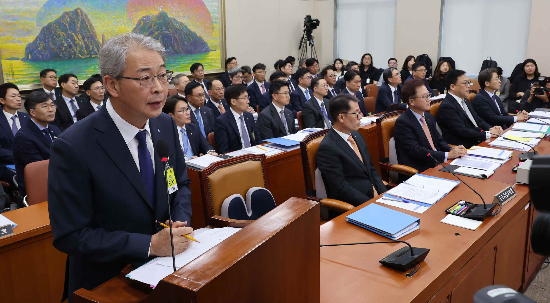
0, 0, 223, 85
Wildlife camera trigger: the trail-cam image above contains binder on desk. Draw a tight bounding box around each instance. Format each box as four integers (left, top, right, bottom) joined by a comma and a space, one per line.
346, 203, 420, 240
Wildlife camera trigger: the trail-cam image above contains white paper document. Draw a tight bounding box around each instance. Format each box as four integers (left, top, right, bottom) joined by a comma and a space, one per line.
489, 137, 539, 151
186, 154, 224, 168
441, 214, 483, 230
527, 117, 550, 125
127, 227, 241, 286
512, 122, 548, 133
430, 94, 446, 101
453, 166, 494, 178
467, 146, 513, 160
450, 156, 501, 172
386, 174, 459, 205
529, 111, 550, 119
360, 116, 378, 126
0, 214, 16, 228
226, 145, 283, 157
376, 197, 429, 213
504, 130, 544, 138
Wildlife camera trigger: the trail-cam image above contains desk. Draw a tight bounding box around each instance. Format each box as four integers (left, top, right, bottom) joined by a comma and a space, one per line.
187, 148, 307, 228
0, 202, 66, 303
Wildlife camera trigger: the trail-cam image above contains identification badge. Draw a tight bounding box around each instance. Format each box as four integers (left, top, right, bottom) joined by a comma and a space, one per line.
165, 167, 178, 194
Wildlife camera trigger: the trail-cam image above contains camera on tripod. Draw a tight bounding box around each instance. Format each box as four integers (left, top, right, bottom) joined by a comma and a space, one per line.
303, 15, 320, 39
299, 15, 320, 62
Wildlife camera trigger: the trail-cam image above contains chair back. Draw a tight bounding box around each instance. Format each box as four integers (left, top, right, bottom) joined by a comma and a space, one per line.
364, 97, 376, 115
207, 132, 216, 151
430, 100, 442, 119
297, 111, 304, 130
24, 160, 49, 206
200, 154, 267, 218
365, 84, 378, 99
469, 79, 480, 93
376, 111, 402, 162
299, 129, 329, 196
466, 93, 476, 102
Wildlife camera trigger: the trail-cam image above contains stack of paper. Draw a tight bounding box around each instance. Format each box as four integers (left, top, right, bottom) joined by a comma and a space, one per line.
186, 154, 224, 170
383, 174, 459, 207
504, 130, 544, 139
489, 137, 539, 151
226, 145, 283, 157
450, 156, 503, 172
467, 146, 513, 160
0, 214, 16, 228
529, 111, 550, 119
360, 116, 378, 126
126, 227, 241, 287
512, 122, 549, 133
441, 214, 483, 230
346, 203, 420, 240
527, 117, 550, 125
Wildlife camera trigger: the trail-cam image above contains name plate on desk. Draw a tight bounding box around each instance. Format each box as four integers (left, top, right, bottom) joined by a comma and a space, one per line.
0, 224, 14, 238
493, 186, 516, 206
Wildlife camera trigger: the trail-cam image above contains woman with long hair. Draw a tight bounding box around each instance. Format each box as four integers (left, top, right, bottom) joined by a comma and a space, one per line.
430, 60, 452, 94
333, 58, 345, 80
359, 53, 380, 85
400, 55, 415, 81
510, 59, 540, 100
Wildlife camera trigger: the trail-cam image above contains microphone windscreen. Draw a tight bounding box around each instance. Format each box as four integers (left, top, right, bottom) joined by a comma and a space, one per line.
157, 139, 170, 159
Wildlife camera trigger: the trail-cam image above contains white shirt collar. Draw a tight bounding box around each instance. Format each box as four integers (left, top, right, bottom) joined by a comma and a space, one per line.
3, 110, 16, 120
333, 127, 351, 142
177, 125, 186, 132
90, 101, 102, 111
230, 107, 242, 121
61, 94, 75, 103
485, 89, 495, 98
272, 102, 284, 113
410, 109, 424, 123
245, 79, 254, 86
389, 85, 397, 93
255, 80, 265, 87
209, 99, 221, 107
177, 92, 185, 98
188, 103, 199, 113
298, 85, 308, 95
346, 87, 355, 95
31, 118, 48, 131
43, 87, 54, 95
448, 92, 464, 104
106, 100, 151, 147
314, 96, 324, 106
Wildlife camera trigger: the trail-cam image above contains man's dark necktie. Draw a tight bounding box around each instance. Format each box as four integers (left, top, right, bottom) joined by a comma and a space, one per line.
42, 128, 52, 143
136, 130, 155, 205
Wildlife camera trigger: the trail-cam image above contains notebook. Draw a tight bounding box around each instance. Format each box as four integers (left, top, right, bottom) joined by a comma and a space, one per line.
346, 203, 420, 240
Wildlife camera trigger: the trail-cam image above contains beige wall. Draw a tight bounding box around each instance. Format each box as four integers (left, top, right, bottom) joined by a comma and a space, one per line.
394, 0, 441, 71
224, 0, 334, 75
526, 0, 550, 76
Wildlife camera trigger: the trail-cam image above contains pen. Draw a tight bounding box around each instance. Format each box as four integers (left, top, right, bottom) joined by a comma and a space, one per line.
257, 146, 268, 151
157, 221, 200, 243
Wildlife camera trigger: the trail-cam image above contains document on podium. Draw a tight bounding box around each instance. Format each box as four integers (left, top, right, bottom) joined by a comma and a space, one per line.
126, 227, 241, 287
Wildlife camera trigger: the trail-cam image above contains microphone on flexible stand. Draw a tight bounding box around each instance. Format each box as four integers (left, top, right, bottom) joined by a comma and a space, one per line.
501, 135, 538, 161
428, 153, 497, 220
157, 139, 176, 272
321, 240, 430, 277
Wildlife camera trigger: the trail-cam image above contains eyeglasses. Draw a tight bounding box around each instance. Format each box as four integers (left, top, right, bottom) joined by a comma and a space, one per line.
254, 71, 266, 74
342, 111, 362, 119
38, 104, 57, 110
414, 69, 427, 73
233, 75, 243, 79
176, 107, 191, 113
213, 88, 225, 92
301, 76, 312, 80
275, 92, 290, 96
459, 81, 472, 86
191, 93, 206, 98
414, 94, 431, 100
236, 96, 250, 100
91, 86, 105, 91
195, 69, 205, 74
120, 71, 173, 88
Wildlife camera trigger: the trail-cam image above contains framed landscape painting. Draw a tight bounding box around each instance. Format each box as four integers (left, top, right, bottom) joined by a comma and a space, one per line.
0, 0, 225, 87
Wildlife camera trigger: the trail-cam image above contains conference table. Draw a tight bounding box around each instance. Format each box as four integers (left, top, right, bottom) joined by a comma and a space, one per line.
320, 134, 547, 303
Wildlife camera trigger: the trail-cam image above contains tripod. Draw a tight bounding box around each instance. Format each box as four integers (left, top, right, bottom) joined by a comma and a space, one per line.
298, 32, 317, 62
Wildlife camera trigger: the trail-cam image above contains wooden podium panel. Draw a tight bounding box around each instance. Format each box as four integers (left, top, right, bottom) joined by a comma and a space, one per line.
0, 202, 67, 303
74, 198, 320, 303
357, 123, 380, 174
320, 176, 531, 303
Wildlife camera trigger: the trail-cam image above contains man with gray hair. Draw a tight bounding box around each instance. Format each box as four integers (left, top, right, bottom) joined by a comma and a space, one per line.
228, 66, 244, 86
173, 73, 190, 97
48, 33, 193, 301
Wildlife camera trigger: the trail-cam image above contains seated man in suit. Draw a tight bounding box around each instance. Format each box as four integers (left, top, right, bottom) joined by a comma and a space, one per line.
437, 69, 504, 148
321, 66, 338, 99
172, 73, 190, 98
206, 80, 230, 119
190, 62, 210, 100
305, 58, 320, 79
13, 91, 61, 196
473, 68, 528, 128
405, 62, 433, 97
76, 76, 105, 121
375, 67, 407, 113
259, 71, 287, 113
214, 85, 262, 153
257, 80, 296, 139
52, 73, 85, 132
395, 79, 466, 178
220, 57, 237, 88
0, 83, 30, 186
302, 77, 331, 129
242, 65, 254, 86
376, 58, 398, 86
48, 34, 193, 301
247, 63, 270, 111
339, 70, 368, 116
289, 67, 312, 113
317, 94, 386, 206
163, 95, 217, 160
277, 59, 296, 92
185, 81, 215, 138
40, 68, 61, 101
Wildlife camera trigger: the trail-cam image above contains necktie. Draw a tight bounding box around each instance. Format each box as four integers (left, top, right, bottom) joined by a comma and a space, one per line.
460, 99, 478, 127
320, 102, 331, 129
330, 88, 336, 96
194, 109, 206, 138
180, 128, 194, 160
260, 83, 266, 94
135, 130, 155, 205
11, 115, 18, 135
239, 115, 251, 148
218, 103, 226, 114
280, 109, 289, 135
348, 136, 363, 163
69, 99, 78, 121
393, 90, 399, 104
304, 89, 310, 100
96, 104, 102, 111
420, 116, 436, 150
492, 95, 502, 114
49, 92, 55, 101
42, 128, 52, 143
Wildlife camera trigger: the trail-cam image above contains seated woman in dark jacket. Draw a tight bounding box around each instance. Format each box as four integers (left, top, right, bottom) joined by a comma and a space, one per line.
430, 60, 452, 94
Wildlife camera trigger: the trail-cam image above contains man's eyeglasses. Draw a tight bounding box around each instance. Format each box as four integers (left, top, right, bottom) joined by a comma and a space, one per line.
275, 92, 290, 96
414, 69, 427, 73
236, 96, 250, 100
414, 94, 431, 100
342, 111, 362, 119
459, 81, 472, 86
120, 71, 173, 88
301, 76, 312, 80
38, 104, 57, 110
191, 93, 206, 98
176, 107, 191, 113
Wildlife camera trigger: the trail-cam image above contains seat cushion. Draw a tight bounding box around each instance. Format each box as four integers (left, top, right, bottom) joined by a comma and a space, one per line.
220, 188, 276, 220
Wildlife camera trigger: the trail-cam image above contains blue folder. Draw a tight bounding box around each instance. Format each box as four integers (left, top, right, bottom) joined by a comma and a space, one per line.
346, 203, 420, 239
264, 137, 300, 146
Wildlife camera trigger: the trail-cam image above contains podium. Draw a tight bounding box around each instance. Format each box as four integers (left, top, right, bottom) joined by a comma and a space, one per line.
73, 198, 320, 303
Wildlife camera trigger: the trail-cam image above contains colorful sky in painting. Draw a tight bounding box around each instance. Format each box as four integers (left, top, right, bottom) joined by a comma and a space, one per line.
0, 0, 221, 60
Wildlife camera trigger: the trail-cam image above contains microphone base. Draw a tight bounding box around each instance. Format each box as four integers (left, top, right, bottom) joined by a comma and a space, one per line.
379, 246, 430, 272
462, 204, 497, 221
519, 151, 538, 162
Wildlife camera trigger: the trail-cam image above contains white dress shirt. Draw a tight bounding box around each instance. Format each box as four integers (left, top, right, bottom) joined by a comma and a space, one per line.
106, 100, 155, 171
61, 94, 80, 123
333, 127, 353, 150
90, 101, 102, 112
43, 88, 56, 101
449, 92, 491, 140
230, 107, 250, 149
410, 109, 448, 162
4, 110, 21, 130
256, 80, 267, 94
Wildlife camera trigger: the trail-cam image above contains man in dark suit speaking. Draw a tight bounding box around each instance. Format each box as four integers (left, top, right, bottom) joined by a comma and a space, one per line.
48, 33, 193, 301
317, 94, 386, 207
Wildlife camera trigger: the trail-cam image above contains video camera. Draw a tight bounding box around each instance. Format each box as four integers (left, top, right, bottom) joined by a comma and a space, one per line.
533, 76, 550, 95
303, 15, 320, 39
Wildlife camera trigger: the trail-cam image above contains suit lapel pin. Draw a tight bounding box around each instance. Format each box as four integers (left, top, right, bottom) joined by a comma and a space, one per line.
158, 129, 160, 133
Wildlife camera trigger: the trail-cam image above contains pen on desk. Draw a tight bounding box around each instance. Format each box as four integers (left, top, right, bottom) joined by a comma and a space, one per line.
157, 221, 200, 243
257, 146, 268, 151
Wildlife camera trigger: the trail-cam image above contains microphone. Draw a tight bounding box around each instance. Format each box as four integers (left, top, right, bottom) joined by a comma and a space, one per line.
428, 153, 497, 220
321, 240, 429, 277
500, 134, 538, 161
157, 139, 176, 272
